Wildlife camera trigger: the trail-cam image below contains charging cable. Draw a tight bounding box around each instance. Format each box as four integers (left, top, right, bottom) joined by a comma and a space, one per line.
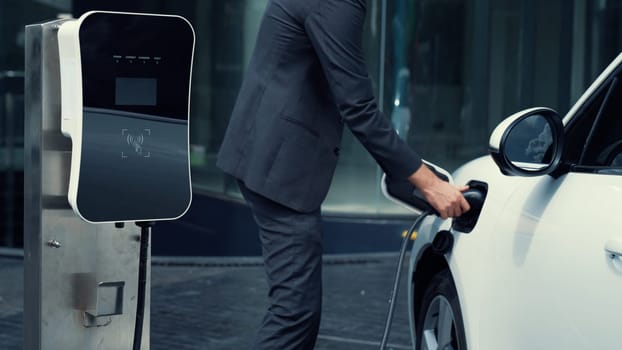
379, 211, 431, 350
133, 221, 154, 350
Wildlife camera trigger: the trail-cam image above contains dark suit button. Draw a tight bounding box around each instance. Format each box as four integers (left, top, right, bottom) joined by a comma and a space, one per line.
333, 147, 340, 156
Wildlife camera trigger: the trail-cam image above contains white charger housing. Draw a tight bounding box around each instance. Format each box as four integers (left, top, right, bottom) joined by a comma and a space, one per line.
58, 11, 195, 223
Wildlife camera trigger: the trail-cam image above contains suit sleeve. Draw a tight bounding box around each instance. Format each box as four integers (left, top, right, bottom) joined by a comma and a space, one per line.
304, 0, 422, 179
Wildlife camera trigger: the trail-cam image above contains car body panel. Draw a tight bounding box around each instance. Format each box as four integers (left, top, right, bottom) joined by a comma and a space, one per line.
447, 156, 524, 350
478, 171, 622, 349
407, 155, 514, 349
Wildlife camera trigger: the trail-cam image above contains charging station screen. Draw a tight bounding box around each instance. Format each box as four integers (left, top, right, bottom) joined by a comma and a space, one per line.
79, 13, 193, 121
115, 77, 157, 106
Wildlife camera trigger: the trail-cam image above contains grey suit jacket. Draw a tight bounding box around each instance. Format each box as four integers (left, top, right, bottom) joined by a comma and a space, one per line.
217, 0, 422, 212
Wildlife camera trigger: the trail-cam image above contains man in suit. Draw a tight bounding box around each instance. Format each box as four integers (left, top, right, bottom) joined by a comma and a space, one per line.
217, 0, 470, 348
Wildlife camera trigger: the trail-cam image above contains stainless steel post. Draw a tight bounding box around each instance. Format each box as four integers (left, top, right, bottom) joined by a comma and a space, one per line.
24, 19, 150, 350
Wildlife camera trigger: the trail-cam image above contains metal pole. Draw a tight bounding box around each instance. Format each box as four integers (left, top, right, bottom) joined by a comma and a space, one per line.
24, 19, 150, 350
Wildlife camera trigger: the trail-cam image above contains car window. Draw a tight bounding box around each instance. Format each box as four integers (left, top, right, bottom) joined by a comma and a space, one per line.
564, 74, 622, 173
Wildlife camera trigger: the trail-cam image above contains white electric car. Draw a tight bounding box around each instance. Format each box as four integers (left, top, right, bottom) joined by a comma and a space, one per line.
397, 52, 622, 350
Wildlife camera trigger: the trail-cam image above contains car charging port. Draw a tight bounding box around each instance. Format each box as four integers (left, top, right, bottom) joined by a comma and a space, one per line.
452, 180, 488, 233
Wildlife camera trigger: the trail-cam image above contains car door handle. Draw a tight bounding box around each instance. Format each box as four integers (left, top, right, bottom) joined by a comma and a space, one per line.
605, 239, 622, 258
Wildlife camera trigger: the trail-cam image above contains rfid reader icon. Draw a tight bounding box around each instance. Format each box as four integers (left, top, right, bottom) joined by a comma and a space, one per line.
121, 129, 151, 158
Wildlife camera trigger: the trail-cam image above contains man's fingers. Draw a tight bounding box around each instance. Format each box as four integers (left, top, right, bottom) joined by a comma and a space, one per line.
443, 195, 469, 218
435, 203, 449, 219
455, 185, 471, 213
460, 196, 471, 212
452, 206, 463, 218
426, 183, 473, 219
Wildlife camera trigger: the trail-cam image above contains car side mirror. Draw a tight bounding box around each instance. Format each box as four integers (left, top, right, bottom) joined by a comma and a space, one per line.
489, 107, 564, 176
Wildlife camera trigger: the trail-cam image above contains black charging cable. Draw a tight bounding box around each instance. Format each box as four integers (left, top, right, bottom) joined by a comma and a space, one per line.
379, 211, 431, 350
133, 221, 155, 350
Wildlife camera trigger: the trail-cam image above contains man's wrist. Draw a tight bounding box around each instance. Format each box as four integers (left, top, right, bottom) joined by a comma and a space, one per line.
408, 163, 437, 190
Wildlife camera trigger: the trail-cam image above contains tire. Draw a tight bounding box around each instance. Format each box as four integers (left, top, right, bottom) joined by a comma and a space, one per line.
416, 269, 467, 350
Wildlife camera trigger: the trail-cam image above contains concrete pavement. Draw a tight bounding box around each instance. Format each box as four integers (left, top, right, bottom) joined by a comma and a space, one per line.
0, 253, 412, 349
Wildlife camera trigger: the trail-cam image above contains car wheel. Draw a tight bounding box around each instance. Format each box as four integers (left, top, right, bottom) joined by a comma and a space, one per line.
416, 269, 467, 350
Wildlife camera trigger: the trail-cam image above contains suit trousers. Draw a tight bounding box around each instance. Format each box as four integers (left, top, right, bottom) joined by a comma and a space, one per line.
238, 181, 323, 350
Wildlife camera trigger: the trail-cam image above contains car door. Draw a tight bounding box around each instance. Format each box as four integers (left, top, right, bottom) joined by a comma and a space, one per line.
480, 66, 622, 349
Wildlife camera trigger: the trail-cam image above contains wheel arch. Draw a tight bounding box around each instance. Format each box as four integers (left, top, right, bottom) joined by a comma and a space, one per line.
412, 246, 452, 322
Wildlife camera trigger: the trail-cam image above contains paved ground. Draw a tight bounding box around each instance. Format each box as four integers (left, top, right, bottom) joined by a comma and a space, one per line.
0, 253, 412, 350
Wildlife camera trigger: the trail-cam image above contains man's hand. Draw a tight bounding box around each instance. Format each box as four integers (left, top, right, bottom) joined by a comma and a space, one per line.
408, 164, 470, 219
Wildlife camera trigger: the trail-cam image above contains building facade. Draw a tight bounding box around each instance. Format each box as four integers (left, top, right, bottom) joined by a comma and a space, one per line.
1, 0, 621, 253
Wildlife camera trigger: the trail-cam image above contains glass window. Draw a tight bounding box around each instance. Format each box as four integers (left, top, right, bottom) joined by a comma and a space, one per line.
564, 81, 608, 165
6, 0, 622, 227
185, 0, 411, 216
585, 0, 622, 84
574, 76, 622, 168
322, 0, 408, 216
1, 1, 74, 247
404, 0, 472, 170
188, 1, 269, 198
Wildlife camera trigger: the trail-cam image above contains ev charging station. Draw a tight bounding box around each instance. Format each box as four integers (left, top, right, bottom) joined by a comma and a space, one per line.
24, 11, 194, 349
